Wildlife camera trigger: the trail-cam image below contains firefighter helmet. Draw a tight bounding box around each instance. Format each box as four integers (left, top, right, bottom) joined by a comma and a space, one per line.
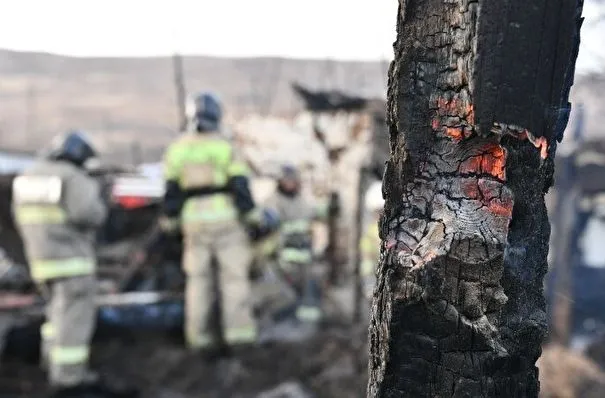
186, 91, 223, 132
47, 130, 97, 167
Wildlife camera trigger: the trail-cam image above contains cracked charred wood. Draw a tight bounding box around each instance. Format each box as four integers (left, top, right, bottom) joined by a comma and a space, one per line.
367, 1, 584, 397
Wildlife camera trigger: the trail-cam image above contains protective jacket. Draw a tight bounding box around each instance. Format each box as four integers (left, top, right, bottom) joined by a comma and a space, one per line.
264, 191, 323, 267
12, 159, 107, 281
159, 131, 253, 233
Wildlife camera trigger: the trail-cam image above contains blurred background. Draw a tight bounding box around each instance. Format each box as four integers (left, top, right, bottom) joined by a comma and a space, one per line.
0, 1, 604, 397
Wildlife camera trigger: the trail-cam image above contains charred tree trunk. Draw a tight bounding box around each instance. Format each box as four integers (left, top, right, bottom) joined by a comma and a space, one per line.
367, 1, 583, 397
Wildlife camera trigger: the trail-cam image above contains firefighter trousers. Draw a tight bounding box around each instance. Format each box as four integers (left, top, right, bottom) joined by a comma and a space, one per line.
40, 275, 96, 387
182, 222, 255, 349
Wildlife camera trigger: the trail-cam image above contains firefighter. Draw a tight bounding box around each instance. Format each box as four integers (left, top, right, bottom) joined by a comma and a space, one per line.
11, 131, 138, 398
263, 164, 325, 325
151, 91, 263, 357
360, 181, 383, 301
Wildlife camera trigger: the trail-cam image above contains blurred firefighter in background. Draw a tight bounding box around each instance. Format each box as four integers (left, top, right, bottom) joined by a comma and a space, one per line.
261, 164, 326, 326
360, 182, 383, 302
12, 131, 138, 398
146, 91, 268, 357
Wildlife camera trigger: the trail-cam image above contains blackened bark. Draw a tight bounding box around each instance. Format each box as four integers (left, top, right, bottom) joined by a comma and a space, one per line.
367, 1, 584, 397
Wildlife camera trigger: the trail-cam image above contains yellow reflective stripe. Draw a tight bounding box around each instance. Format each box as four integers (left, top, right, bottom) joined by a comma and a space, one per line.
163, 135, 232, 183
14, 205, 66, 225
159, 216, 180, 232
41, 322, 55, 339
30, 257, 95, 281
50, 345, 89, 365
181, 195, 238, 224
296, 305, 322, 322
227, 161, 249, 177
185, 332, 214, 350
280, 248, 312, 263
282, 219, 311, 234
225, 326, 256, 344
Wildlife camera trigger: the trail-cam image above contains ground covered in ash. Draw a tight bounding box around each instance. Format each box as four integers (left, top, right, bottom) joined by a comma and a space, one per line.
6, 321, 605, 398
0, 324, 369, 398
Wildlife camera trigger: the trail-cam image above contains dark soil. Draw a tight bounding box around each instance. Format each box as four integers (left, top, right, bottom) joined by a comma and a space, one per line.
0, 324, 368, 398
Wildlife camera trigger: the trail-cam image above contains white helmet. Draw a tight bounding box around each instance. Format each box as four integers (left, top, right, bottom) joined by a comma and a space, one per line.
365, 181, 384, 211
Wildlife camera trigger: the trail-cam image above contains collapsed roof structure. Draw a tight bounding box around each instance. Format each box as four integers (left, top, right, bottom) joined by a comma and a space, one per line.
291, 82, 389, 180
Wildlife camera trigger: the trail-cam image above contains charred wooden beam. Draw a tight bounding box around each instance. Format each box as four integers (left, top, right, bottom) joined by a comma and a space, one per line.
367, 0, 583, 397
291, 82, 368, 113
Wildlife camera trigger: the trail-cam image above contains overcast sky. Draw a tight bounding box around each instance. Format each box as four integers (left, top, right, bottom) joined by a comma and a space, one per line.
0, 0, 603, 74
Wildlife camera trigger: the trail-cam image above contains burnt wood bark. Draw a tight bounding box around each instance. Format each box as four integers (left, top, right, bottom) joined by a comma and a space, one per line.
367, 1, 584, 397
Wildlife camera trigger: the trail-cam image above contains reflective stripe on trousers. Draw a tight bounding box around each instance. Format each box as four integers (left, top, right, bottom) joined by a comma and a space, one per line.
186, 333, 214, 350
296, 305, 322, 322
41, 322, 55, 340
30, 257, 95, 281
279, 248, 312, 264
187, 326, 257, 349
281, 219, 311, 234
226, 326, 257, 344
50, 346, 89, 366
13, 205, 67, 225
41, 322, 54, 369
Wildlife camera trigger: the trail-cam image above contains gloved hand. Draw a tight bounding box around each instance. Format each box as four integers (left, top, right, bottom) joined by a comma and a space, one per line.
244, 207, 264, 227
245, 208, 280, 241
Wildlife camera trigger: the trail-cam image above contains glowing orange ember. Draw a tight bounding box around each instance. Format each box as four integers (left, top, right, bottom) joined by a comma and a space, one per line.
461, 178, 513, 217
481, 145, 506, 180
461, 179, 481, 200
467, 104, 475, 125
445, 127, 464, 141
532, 136, 548, 159
459, 144, 506, 180
488, 200, 513, 217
